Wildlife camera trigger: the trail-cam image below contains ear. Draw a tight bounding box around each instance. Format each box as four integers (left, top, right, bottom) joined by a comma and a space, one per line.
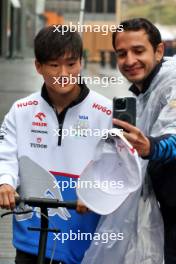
35, 60, 43, 75
155, 42, 164, 62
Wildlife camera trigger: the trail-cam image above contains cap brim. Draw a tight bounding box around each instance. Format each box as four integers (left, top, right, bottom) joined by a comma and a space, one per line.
77, 184, 130, 215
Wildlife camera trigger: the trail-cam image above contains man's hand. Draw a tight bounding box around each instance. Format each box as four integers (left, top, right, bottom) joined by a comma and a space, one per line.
113, 119, 150, 157
76, 200, 90, 214
0, 184, 17, 210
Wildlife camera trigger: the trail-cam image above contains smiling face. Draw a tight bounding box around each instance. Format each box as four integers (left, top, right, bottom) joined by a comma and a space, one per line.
35, 53, 82, 96
114, 29, 164, 89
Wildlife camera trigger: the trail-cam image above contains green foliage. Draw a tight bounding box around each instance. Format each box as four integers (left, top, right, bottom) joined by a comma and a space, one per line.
122, 0, 176, 25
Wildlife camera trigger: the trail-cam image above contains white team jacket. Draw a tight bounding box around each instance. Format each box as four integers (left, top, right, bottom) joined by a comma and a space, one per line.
0, 87, 112, 262
0, 89, 112, 190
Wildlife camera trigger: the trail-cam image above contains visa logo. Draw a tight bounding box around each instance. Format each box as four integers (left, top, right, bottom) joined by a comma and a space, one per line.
79, 115, 88, 120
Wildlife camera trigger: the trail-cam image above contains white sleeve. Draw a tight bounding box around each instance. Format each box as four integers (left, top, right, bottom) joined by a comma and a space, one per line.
0, 104, 19, 189
151, 85, 176, 136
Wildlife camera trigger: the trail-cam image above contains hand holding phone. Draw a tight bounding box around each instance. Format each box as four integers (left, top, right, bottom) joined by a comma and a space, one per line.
112, 97, 150, 157
113, 97, 136, 129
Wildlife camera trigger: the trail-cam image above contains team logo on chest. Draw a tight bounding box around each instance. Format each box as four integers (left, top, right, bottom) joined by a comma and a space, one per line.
30, 137, 47, 149
32, 112, 47, 127
72, 115, 90, 137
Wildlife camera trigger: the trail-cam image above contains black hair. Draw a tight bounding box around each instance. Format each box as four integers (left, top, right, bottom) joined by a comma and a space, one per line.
112, 18, 162, 51
34, 25, 83, 63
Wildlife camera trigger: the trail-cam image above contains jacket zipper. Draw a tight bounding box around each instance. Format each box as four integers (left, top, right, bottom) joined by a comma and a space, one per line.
55, 109, 68, 146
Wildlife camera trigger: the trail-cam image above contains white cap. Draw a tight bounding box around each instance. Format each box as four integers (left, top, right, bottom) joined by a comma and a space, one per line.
76, 128, 142, 215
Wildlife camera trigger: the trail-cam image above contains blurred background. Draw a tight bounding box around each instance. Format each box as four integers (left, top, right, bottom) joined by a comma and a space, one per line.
1, 0, 176, 263
1, 0, 176, 60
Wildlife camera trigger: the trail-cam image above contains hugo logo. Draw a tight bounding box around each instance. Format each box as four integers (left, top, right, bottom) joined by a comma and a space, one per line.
17, 100, 38, 108
92, 103, 112, 116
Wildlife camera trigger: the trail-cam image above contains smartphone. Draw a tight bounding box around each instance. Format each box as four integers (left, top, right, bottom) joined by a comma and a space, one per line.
113, 97, 136, 129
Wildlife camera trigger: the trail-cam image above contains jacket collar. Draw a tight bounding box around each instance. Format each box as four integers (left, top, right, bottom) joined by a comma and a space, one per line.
41, 82, 90, 108
129, 60, 163, 96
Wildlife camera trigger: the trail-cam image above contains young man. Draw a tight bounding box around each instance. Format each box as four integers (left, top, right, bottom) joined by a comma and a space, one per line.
112, 18, 176, 263
0, 26, 112, 263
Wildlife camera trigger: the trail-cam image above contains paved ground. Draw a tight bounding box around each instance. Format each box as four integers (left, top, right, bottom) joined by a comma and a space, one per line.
0, 58, 130, 263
